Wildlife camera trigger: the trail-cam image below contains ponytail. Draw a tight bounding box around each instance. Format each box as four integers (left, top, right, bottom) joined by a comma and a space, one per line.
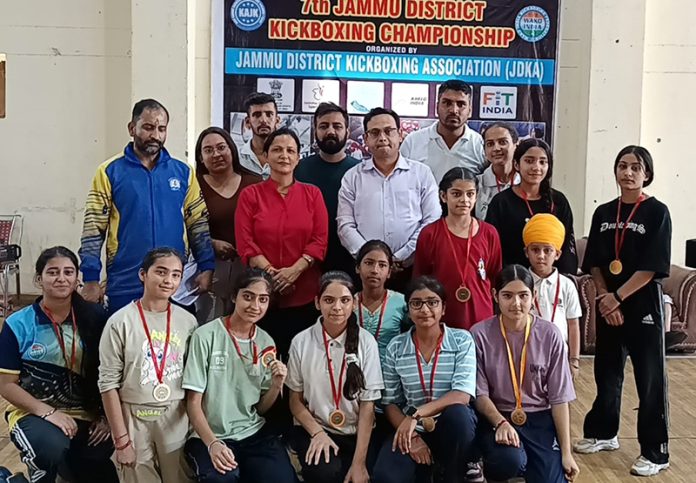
342, 312, 366, 400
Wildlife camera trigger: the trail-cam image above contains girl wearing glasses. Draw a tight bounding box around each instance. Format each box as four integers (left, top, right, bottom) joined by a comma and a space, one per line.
373, 276, 477, 483
286, 271, 384, 483
414, 167, 502, 330
182, 267, 297, 482
471, 264, 578, 482
194, 127, 262, 321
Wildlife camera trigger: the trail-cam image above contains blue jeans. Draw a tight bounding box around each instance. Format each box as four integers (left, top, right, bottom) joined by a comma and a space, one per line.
9, 416, 117, 483
478, 409, 566, 483
185, 427, 297, 483
372, 404, 477, 483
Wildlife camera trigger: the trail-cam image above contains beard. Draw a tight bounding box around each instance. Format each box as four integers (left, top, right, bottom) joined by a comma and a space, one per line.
135, 138, 162, 155
316, 134, 347, 155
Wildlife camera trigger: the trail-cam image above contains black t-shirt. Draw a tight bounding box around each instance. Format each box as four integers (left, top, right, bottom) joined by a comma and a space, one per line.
485, 187, 578, 274
583, 196, 671, 314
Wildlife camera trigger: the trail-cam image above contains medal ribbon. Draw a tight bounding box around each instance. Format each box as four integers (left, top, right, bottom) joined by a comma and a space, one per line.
413, 329, 444, 403
322, 325, 347, 411
499, 315, 532, 411
614, 194, 645, 264
534, 272, 561, 323
519, 187, 555, 216
442, 218, 475, 295
42, 305, 78, 372
136, 300, 171, 385
358, 291, 389, 340
225, 316, 259, 364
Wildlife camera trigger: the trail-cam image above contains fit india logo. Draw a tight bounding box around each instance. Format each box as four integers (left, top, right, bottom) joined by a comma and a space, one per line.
231, 0, 266, 32
515, 6, 551, 43
479, 86, 517, 119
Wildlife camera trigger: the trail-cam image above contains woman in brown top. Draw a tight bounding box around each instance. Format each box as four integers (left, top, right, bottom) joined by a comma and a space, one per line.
195, 127, 262, 320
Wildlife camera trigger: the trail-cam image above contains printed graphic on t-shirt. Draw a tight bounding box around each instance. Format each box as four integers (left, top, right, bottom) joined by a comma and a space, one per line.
140, 330, 185, 386
599, 221, 646, 235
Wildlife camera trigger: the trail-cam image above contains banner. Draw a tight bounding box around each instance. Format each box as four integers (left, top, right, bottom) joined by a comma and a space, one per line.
212, 0, 561, 158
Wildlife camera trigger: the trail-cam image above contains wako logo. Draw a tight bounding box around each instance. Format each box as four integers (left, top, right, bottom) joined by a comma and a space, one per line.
515, 6, 550, 43
231, 0, 266, 32
480, 86, 517, 120
29, 343, 47, 360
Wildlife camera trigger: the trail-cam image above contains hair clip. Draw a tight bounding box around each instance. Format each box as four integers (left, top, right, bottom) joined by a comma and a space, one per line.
345, 353, 359, 365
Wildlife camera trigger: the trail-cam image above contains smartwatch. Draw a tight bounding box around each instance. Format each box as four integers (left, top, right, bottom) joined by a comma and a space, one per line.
404, 406, 420, 420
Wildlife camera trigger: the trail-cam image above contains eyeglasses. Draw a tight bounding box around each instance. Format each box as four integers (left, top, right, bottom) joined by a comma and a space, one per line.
366, 127, 399, 139
408, 299, 441, 310
202, 144, 230, 156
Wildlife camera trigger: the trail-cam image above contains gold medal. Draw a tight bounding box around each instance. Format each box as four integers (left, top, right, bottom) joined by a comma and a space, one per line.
455, 285, 471, 303
153, 383, 171, 402
510, 408, 527, 426
261, 349, 276, 368
421, 416, 436, 432
609, 259, 623, 275
329, 409, 346, 429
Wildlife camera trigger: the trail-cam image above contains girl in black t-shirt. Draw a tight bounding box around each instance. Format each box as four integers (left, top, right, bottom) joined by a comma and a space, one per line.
573, 145, 671, 477
485, 139, 578, 274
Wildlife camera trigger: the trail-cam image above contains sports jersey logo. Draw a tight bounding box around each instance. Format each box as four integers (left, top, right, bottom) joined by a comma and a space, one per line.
169, 177, 181, 191
28, 343, 47, 360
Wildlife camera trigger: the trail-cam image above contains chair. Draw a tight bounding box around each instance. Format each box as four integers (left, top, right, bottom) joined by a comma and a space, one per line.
0, 214, 23, 317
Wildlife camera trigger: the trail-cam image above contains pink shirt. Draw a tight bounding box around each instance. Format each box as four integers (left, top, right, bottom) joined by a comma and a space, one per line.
470, 316, 575, 413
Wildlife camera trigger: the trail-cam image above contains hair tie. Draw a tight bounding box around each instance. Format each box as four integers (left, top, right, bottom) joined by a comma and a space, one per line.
345, 353, 359, 366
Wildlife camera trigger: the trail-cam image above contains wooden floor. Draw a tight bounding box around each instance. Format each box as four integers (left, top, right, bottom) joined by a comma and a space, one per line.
1, 358, 694, 482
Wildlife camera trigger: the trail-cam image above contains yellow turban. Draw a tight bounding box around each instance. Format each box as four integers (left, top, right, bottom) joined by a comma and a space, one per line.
523, 213, 565, 251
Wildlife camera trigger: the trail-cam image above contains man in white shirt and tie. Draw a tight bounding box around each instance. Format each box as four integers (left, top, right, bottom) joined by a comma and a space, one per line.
400, 79, 486, 183
337, 107, 441, 290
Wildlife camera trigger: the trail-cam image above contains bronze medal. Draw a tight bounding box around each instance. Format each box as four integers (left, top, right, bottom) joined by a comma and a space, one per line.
510, 408, 527, 426
609, 259, 623, 275
329, 409, 346, 429
455, 285, 471, 303
261, 349, 276, 368
421, 416, 436, 432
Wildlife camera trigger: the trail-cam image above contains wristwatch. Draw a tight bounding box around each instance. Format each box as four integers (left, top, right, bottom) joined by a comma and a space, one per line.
301, 254, 314, 266
404, 406, 421, 420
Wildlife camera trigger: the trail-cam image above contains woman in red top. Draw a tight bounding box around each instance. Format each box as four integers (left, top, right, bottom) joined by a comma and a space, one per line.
235, 127, 329, 359
414, 167, 502, 330
195, 127, 262, 320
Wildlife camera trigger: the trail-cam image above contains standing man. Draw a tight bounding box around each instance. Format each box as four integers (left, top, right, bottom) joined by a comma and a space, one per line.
337, 107, 440, 289
239, 92, 280, 179
401, 79, 486, 183
295, 102, 360, 274
79, 99, 214, 313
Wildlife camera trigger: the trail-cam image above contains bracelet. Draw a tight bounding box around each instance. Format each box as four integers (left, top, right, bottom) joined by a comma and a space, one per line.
40, 408, 56, 419
207, 439, 225, 454
614, 291, 624, 304
113, 432, 129, 442
115, 439, 132, 451
493, 419, 508, 431
310, 429, 325, 438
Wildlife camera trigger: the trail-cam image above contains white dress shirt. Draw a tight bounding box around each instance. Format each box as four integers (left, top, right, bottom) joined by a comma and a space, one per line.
285, 319, 384, 435
476, 166, 521, 220
530, 269, 582, 342
400, 122, 487, 183
337, 155, 441, 264
239, 140, 270, 179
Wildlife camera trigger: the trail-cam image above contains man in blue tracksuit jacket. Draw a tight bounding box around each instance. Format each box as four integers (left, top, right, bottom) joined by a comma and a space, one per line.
78, 99, 215, 313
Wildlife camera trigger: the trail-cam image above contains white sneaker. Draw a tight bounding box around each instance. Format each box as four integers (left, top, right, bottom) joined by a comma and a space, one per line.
630, 455, 669, 476
573, 436, 620, 454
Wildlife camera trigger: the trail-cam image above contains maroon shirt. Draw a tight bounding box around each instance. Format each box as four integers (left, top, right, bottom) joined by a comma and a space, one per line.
235, 179, 328, 308
471, 316, 576, 413
413, 219, 502, 329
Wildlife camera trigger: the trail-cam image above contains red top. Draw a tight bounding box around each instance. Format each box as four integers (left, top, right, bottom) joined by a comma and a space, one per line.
414, 219, 502, 330
235, 179, 328, 308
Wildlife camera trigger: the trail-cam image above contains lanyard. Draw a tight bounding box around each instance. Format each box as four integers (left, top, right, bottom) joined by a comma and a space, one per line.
614, 194, 645, 261
519, 187, 555, 216
443, 218, 475, 290
42, 305, 78, 372
322, 325, 347, 411
136, 300, 171, 386
534, 272, 561, 323
413, 329, 444, 403
358, 291, 389, 340
499, 315, 532, 410
225, 316, 258, 365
